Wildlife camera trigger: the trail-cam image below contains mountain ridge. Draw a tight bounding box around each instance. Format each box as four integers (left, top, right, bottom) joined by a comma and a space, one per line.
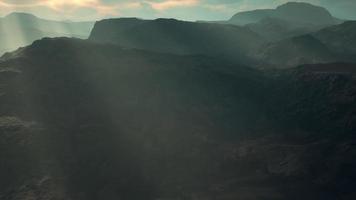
253, 20, 356, 68
0, 12, 94, 55
229, 2, 340, 26
89, 17, 264, 65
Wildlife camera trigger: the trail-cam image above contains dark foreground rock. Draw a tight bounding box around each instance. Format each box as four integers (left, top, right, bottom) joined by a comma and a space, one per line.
0, 38, 355, 200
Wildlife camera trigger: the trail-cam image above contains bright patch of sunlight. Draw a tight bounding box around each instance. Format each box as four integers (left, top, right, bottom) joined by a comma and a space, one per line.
0, 13, 94, 56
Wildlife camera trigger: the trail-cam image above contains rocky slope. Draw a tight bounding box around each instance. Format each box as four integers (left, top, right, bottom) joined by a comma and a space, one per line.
0, 38, 355, 199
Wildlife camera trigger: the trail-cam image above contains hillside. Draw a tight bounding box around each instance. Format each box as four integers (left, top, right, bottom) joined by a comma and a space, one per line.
314, 21, 356, 56
256, 35, 337, 67
0, 38, 355, 199
0, 12, 94, 55
86, 7, 356, 69
246, 17, 325, 41
228, 9, 273, 25
89, 18, 264, 64
256, 21, 356, 68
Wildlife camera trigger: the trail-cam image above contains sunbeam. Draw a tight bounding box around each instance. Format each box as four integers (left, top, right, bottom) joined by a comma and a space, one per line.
0, 13, 30, 54
0, 12, 94, 55
0, 0, 356, 199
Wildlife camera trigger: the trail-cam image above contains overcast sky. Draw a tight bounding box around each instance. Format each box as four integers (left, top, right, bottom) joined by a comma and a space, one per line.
0, 0, 355, 21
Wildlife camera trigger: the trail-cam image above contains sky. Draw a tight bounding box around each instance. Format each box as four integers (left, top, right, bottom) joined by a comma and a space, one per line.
0, 0, 355, 21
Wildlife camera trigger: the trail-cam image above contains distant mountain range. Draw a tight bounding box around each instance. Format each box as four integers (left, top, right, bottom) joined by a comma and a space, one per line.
201, 2, 343, 42
0, 12, 94, 55
257, 21, 356, 67
1, 2, 355, 68
228, 2, 340, 26
89, 18, 264, 64
89, 16, 356, 68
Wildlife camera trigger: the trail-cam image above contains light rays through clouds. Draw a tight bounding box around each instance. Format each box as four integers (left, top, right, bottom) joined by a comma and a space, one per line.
0, 0, 356, 21
0, 11, 94, 55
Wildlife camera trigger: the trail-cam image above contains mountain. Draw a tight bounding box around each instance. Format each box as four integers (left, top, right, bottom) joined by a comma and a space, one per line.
0, 12, 94, 55
227, 9, 273, 25
256, 21, 356, 68
223, 2, 343, 42
246, 17, 326, 41
229, 2, 339, 26
314, 21, 356, 57
88, 14, 356, 69
0, 37, 355, 199
256, 35, 337, 67
0, 37, 273, 200
88, 18, 265, 64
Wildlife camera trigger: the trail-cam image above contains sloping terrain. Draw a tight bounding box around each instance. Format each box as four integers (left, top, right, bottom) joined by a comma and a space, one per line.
255, 35, 337, 67
227, 9, 273, 26
0, 12, 94, 55
246, 17, 325, 41
88, 16, 356, 69
314, 21, 356, 57
0, 38, 355, 199
256, 21, 356, 68
89, 18, 264, 65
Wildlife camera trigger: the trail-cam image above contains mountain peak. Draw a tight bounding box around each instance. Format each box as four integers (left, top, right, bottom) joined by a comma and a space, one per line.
277, 1, 322, 9
276, 2, 332, 18
275, 1, 333, 22
229, 1, 336, 26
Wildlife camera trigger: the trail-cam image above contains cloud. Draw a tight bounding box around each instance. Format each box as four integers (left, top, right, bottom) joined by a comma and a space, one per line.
0, 0, 355, 21
147, 0, 199, 11
0, 0, 140, 19
0, 0, 201, 18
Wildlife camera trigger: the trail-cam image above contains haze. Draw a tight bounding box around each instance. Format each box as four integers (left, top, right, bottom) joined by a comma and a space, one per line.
1, 0, 356, 21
